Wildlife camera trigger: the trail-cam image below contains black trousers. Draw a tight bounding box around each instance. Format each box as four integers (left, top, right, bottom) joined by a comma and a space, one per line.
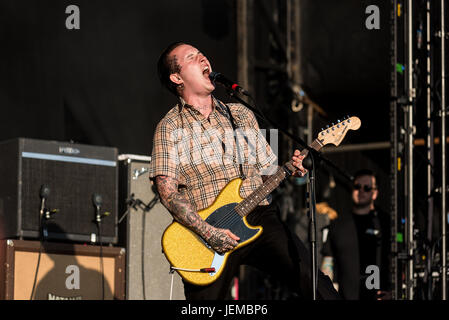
183, 203, 341, 300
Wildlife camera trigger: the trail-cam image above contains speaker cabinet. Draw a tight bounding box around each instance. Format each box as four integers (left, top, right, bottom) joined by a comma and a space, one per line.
118, 155, 185, 300
0, 138, 118, 244
0, 239, 125, 300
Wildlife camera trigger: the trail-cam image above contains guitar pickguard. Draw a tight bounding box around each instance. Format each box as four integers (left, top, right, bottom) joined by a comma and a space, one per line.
205, 203, 260, 243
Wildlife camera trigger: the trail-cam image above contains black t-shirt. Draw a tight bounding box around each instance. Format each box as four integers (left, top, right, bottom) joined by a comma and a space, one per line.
322, 208, 390, 300
353, 211, 382, 299
353, 211, 380, 275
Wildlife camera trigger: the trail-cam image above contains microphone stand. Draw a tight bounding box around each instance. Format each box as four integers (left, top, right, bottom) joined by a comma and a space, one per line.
224, 90, 349, 300
308, 152, 318, 299
226, 91, 351, 181
92, 194, 106, 300
32, 185, 52, 300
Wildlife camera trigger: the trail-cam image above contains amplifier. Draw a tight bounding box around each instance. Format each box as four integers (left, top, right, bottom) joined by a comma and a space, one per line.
0, 239, 125, 300
0, 138, 118, 244
118, 154, 185, 300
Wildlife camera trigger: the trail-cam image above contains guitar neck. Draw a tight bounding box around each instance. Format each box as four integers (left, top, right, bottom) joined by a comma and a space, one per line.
235, 139, 323, 217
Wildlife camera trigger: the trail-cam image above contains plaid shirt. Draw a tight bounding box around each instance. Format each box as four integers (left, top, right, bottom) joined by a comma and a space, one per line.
149, 96, 278, 211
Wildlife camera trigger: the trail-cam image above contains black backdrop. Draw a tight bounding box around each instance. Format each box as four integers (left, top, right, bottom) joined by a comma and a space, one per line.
0, 0, 237, 155
1, 0, 392, 207
0, 0, 390, 155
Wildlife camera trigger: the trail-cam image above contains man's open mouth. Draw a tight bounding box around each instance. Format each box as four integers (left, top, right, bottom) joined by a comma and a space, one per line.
203, 66, 210, 76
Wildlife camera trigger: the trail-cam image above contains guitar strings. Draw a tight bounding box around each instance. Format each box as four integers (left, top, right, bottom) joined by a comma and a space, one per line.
210, 174, 281, 230
212, 207, 241, 230
208, 165, 289, 236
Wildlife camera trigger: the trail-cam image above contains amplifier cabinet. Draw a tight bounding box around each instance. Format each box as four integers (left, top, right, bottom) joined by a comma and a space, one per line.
118, 154, 185, 300
0, 138, 118, 244
0, 239, 125, 300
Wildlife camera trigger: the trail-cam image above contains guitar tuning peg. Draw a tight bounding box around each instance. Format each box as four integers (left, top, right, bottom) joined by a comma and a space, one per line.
321, 128, 324, 131
326, 125, 330, 128
337, 119, 341, 123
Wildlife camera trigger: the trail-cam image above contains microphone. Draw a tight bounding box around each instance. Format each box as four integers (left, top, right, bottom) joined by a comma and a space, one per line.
209, 71, 250, 96
92, 193, 110, 223
92, 193, 103, 223
39, 185, 50, 219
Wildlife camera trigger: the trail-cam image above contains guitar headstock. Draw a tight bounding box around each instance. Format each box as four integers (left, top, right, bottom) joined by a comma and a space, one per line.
317, 116, 361, 147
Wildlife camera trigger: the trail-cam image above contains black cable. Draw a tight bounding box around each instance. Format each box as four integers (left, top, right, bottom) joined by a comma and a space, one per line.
97, 220, 105, 300
30, 239, 43, 300
30, 213, 49, 300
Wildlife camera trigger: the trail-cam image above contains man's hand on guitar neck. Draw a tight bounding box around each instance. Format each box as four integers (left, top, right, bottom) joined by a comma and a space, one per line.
291, 149, 308, 177
155, 175, 240, 255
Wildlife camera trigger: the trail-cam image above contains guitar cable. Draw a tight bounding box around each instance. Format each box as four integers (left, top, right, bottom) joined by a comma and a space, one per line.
169, 269, 174, 300
170, 266, 216, 273
168, 266, 216, 300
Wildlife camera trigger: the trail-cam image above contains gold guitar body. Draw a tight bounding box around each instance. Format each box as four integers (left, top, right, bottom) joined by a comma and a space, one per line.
161, 178, 263, 286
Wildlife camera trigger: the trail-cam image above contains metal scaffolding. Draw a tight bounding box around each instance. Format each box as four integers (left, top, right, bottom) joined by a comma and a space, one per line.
236, 0, 447, 300
391, 0, 448, 300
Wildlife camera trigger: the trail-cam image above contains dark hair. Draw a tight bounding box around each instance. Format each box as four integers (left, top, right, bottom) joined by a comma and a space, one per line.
353, 169, 378, 186
157, 41, 188, 96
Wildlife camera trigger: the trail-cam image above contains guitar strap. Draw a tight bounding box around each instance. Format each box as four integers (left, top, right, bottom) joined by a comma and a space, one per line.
217, 100, 246, 180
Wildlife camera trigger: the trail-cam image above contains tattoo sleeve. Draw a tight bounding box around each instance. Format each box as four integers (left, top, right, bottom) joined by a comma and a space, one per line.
155, 175, 237, 254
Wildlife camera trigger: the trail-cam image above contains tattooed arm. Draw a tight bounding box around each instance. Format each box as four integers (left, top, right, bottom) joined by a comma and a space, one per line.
155, 175, 240, 254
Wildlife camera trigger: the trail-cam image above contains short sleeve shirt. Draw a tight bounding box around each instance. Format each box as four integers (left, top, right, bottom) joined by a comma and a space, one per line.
149, 96, 278, 211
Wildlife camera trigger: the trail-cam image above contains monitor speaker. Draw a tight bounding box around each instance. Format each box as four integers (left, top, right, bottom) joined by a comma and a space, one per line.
0, 138, 118, 244
118, 154, 185, 300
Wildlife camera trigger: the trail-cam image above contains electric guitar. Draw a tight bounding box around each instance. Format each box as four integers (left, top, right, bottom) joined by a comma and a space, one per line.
161, 116, 361, 286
